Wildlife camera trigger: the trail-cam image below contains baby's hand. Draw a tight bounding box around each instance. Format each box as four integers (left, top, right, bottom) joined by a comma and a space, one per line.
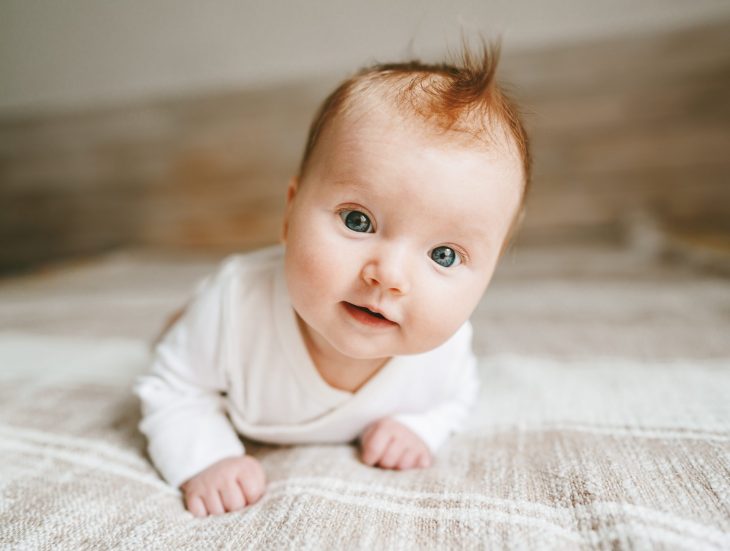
360, 418, 432, 470
180, 455, 266, 517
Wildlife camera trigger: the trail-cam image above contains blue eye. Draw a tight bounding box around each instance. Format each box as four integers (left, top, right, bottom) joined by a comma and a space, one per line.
430, 246, 461, 268
340, 210, 373, 233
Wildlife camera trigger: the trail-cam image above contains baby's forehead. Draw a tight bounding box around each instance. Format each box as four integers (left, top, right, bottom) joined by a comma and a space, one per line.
328, 89, 521, 165
322, 103, 523, 199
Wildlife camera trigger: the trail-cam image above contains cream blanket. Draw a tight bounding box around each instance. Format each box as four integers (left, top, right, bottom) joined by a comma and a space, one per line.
1, 333, 728, 549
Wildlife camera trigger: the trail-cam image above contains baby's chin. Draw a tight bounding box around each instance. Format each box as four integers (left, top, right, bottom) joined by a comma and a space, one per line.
296, 309, 451, 360
324, 335, 397, 361
326, 332, 443, 361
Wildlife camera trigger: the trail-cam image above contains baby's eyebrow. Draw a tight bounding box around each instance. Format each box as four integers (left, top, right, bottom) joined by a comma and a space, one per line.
453, 225, 492, 247
330, 176, 371, 189
445, 215, 499, 246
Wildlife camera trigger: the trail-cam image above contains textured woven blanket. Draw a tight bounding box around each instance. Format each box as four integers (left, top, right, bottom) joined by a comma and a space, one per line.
1, 333, 728, 550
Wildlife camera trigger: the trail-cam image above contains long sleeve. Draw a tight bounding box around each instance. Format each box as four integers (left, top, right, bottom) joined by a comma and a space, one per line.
134, 263, 245, 488
390, 325, 480, 454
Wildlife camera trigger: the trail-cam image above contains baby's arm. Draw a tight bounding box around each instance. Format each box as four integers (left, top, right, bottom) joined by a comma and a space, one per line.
136, 347, 261, 515
135, 261, 266, 516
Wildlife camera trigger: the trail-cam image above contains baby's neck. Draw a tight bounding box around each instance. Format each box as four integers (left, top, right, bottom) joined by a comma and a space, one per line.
295, 314, 389, 393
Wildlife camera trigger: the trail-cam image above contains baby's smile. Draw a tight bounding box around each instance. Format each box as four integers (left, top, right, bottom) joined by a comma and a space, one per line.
342, 301, 399, 328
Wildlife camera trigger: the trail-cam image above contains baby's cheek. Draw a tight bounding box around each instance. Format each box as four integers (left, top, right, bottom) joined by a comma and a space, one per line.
408, 280, 479, 351
405, 306, 461, 353
286, 232, 345, 304
287, 255, 319, 307
301, 236, 340, 279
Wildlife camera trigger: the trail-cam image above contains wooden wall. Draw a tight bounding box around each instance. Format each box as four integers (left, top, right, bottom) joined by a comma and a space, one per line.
1, 21, 728, 274
507, 20, 730, 248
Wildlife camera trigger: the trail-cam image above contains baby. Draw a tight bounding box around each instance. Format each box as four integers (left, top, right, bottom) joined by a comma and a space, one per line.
135, 45, 531, 518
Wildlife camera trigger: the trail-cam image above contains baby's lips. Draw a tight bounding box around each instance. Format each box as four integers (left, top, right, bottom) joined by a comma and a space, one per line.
343, 301, 398, 327
353, 301, 397, 323
362, 305, 390, 322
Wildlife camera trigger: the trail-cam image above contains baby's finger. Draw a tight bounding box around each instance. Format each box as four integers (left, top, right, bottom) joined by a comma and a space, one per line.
240, 457, 267, 503
238, 475, 264, 506
361, 430, 392, 466
416, 451, 432, 469
379, 439, 406, 469
203, 490, 225, 516
396, 448, 419, 471
185, 494, 208, 518
359, 423, 375, 443
220, 481, 246, 512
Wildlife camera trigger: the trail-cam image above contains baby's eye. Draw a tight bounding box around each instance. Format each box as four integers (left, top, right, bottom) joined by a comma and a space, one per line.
430, 246, 461, 268
340, 210, 374, 233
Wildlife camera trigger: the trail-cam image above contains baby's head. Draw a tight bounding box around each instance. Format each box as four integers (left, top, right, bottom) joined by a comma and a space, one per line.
282, 45, 531, 361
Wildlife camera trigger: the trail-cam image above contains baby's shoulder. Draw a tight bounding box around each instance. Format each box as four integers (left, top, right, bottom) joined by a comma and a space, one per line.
192, 244, 284, 306
208, 244, 283, 286
218, 244, 283, 276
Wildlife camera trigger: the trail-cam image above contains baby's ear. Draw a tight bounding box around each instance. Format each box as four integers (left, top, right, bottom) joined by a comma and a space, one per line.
281, 176, 299, 243
286, 176, 299, 206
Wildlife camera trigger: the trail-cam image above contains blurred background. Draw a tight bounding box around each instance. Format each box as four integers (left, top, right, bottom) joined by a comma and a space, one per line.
1, 1, 728, 358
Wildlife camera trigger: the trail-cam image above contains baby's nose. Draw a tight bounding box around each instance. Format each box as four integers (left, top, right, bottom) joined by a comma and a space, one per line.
361, 248, 410, 296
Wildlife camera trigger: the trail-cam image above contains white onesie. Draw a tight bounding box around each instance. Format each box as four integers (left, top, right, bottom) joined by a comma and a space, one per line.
135, 245, 480, 487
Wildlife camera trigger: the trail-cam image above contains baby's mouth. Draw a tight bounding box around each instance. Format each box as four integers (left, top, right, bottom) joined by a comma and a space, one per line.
354, 304, 386, 319
342, 302, 397, 327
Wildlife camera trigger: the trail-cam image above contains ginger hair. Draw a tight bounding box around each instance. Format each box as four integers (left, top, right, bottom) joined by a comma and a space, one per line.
297, 42, 532, 221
